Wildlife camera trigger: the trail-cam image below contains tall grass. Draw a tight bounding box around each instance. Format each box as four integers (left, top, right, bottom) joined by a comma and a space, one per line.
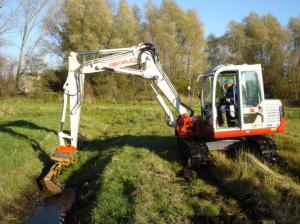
208, 151, 300, 223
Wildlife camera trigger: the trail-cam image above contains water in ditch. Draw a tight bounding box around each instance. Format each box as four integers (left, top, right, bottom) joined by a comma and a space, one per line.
27, 189, 75, 224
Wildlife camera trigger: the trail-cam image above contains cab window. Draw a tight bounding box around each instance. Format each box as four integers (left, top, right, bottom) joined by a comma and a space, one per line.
241, 71, 261, 106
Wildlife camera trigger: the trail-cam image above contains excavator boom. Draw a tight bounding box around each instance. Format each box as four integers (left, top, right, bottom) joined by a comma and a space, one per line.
43, 43, 193, 193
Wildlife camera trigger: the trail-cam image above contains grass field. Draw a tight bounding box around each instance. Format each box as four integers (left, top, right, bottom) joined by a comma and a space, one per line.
0, 99, 300, 223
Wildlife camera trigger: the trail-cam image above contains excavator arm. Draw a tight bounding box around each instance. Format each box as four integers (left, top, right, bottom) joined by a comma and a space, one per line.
60, 43, 192, 148
44, 43, 193, 193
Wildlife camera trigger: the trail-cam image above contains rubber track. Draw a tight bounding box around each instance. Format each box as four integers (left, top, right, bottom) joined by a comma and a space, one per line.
177, 137, 212, 168
246, 135, 278, 163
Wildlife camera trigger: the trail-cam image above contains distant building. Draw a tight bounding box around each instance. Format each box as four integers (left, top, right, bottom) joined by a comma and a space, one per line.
18, 74, 41, 94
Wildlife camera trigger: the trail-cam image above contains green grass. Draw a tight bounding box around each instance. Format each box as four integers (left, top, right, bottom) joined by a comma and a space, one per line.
0, 99, 59, 223
207, 152, 300, 223
0, 99, 300, 223
271, 108, 300, 182
59, 102, 245, 223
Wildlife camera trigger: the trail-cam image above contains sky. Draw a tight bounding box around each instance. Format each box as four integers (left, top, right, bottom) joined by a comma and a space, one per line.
1, 0, 300, 59
127, 0, 300, 37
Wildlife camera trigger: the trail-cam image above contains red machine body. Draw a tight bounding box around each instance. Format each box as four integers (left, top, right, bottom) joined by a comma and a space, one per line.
175, 114, 285, 139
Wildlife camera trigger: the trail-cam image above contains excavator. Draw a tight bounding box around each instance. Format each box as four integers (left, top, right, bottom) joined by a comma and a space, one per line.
43, 43, 285, 193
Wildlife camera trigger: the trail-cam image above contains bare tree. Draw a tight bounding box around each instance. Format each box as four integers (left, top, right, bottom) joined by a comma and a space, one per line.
43, 0, 65, 58
0, 0, 17, 45
15, 0, 48, 90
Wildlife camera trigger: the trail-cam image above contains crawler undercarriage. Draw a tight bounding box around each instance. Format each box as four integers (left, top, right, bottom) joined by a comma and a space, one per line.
177, 135, 278, 168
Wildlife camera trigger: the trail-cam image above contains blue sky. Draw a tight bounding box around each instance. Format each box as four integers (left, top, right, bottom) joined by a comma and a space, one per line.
1, 0, 300, 59
128, 0, 300, 37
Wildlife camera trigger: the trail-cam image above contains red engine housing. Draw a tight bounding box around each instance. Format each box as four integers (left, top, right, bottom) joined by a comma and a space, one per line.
175, 113, 212, 138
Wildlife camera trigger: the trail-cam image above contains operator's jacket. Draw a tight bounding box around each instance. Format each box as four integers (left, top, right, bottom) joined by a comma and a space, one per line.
219, 86, 237, 113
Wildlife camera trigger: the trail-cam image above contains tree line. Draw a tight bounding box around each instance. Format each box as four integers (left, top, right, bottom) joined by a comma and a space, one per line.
0, 0, 300, 104
207, 13, 300, 101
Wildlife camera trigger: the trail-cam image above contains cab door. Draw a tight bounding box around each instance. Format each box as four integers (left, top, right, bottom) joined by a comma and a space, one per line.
239, 65, 265, 130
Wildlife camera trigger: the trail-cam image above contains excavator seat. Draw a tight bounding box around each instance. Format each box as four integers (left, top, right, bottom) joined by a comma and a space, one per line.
227, 105, 239, 127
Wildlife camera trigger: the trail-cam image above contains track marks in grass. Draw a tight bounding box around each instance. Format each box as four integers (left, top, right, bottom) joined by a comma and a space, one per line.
61, 135, 186, 223
91, 147, 189, 224
66, 134, 252, 224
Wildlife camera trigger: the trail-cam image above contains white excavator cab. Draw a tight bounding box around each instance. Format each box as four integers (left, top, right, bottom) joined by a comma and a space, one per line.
200, 64, 284, 138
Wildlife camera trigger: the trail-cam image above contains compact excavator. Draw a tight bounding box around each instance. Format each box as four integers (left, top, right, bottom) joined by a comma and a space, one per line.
43, 43, 285, 193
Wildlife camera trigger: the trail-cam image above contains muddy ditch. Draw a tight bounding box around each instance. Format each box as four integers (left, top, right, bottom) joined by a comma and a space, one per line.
27, 189, 75, 224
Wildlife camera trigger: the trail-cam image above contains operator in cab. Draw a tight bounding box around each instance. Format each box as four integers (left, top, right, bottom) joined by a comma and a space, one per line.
218, 79, 237, 128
